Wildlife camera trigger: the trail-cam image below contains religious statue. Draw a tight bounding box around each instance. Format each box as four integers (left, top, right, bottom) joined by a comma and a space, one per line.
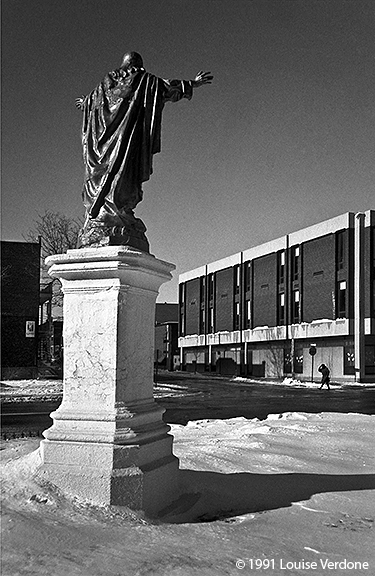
76, 52, 213, 251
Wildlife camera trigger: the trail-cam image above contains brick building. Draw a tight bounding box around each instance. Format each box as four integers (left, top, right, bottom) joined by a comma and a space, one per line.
1, 241, 41, 379
178, 211, 375, 382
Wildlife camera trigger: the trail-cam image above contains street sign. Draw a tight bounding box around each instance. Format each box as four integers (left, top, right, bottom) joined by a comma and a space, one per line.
309, 345, 317, 356
25, 320, 35, 338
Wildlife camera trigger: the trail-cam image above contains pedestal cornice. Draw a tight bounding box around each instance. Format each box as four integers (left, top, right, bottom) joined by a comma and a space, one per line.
45, 246, 175, 292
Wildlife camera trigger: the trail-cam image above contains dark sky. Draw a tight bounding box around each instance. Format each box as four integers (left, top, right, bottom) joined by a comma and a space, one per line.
2, 0, 375, 301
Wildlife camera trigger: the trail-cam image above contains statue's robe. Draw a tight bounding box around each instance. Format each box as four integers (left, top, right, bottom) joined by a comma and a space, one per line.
81, 70, 193, 220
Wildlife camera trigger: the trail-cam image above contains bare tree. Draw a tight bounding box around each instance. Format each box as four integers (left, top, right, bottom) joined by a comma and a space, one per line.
25, 211, 83, 309
25, 210, 83, 261
23, 211, 83, 366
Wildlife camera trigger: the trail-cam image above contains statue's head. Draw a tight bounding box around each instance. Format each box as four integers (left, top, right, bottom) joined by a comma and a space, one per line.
121, 52, 144, 71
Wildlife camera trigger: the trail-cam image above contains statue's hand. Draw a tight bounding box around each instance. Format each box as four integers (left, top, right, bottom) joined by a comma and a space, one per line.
191, 71, 213, 88
75, 95, 86, 110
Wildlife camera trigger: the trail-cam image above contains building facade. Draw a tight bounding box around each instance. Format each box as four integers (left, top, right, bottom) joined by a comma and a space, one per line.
38, 279, 63, 367
1, 241, 41, 379
178, 211, 375, 382
155, 303, 179, 371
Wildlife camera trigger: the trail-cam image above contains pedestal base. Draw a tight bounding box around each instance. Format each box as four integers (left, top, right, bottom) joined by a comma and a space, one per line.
40, 438, 179, 515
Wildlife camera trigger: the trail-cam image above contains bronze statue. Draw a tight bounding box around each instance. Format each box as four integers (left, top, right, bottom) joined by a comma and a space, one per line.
76, 52, 213, 251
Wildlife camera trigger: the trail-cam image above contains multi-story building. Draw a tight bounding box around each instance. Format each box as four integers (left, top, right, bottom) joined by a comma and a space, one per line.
178, 211, 375, 383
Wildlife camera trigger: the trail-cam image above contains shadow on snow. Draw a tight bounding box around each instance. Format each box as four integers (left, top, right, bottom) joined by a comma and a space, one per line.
159, 470, 375, 523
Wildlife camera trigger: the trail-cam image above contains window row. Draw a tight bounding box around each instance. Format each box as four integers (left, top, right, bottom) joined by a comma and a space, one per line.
180, 277, 348, 335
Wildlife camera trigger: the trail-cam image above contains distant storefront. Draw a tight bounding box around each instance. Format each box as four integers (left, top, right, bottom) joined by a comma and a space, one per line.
155, 303, 179, 371
38, 280, 63, 367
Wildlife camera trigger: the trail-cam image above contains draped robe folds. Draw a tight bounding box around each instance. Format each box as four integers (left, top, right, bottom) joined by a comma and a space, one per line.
81, 70, 193, 222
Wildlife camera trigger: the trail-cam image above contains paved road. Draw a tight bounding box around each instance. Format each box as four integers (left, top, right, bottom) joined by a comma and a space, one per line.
2, 372, 374, 436
157, 372, 375, 424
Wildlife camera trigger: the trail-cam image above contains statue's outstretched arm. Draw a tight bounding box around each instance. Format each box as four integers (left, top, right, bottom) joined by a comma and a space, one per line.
163, 70, 213, 103
191, 71, 213, 88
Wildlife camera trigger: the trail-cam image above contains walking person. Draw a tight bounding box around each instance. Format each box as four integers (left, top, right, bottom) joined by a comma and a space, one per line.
318, 364, 331, 390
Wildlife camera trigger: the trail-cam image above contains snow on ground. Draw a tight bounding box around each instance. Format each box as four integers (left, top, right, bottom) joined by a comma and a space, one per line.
2, 411, 375, 575
232, 376, 368, 389
0, 379, 63, 401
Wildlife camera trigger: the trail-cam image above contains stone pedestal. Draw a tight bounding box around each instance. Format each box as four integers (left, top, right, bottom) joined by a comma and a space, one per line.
40, 246, 179, 516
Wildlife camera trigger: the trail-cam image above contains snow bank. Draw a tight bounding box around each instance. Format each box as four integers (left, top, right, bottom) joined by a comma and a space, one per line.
232, 376, 316, 387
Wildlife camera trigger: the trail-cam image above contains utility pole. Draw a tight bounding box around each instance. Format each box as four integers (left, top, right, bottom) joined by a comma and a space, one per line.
309, 344, 317, 383
354, 213, 365, 382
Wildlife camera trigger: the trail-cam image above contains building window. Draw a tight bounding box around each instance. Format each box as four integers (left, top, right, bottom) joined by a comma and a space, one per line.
208, 273, 214, 302
292, 246, 300, 281
244, 262, 251, 292
284, 346, 292, 374
278, 292, 285, 325
245, 299, 251, 329
179, 283, 185, 336
293, 345, 303, 374
199, 276, 206, 334
336, 230, 345, 271
344, 345, 355, 375
292, 290, 300, 323
365, 345, 375, 375
234, 301, 240, 330
234, 265, 241, 295
338, 281, 346, 318
208, 273, 215, 333
285, 342, 303, 373
209, 307, 215, 334
278, 251, 285, 284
